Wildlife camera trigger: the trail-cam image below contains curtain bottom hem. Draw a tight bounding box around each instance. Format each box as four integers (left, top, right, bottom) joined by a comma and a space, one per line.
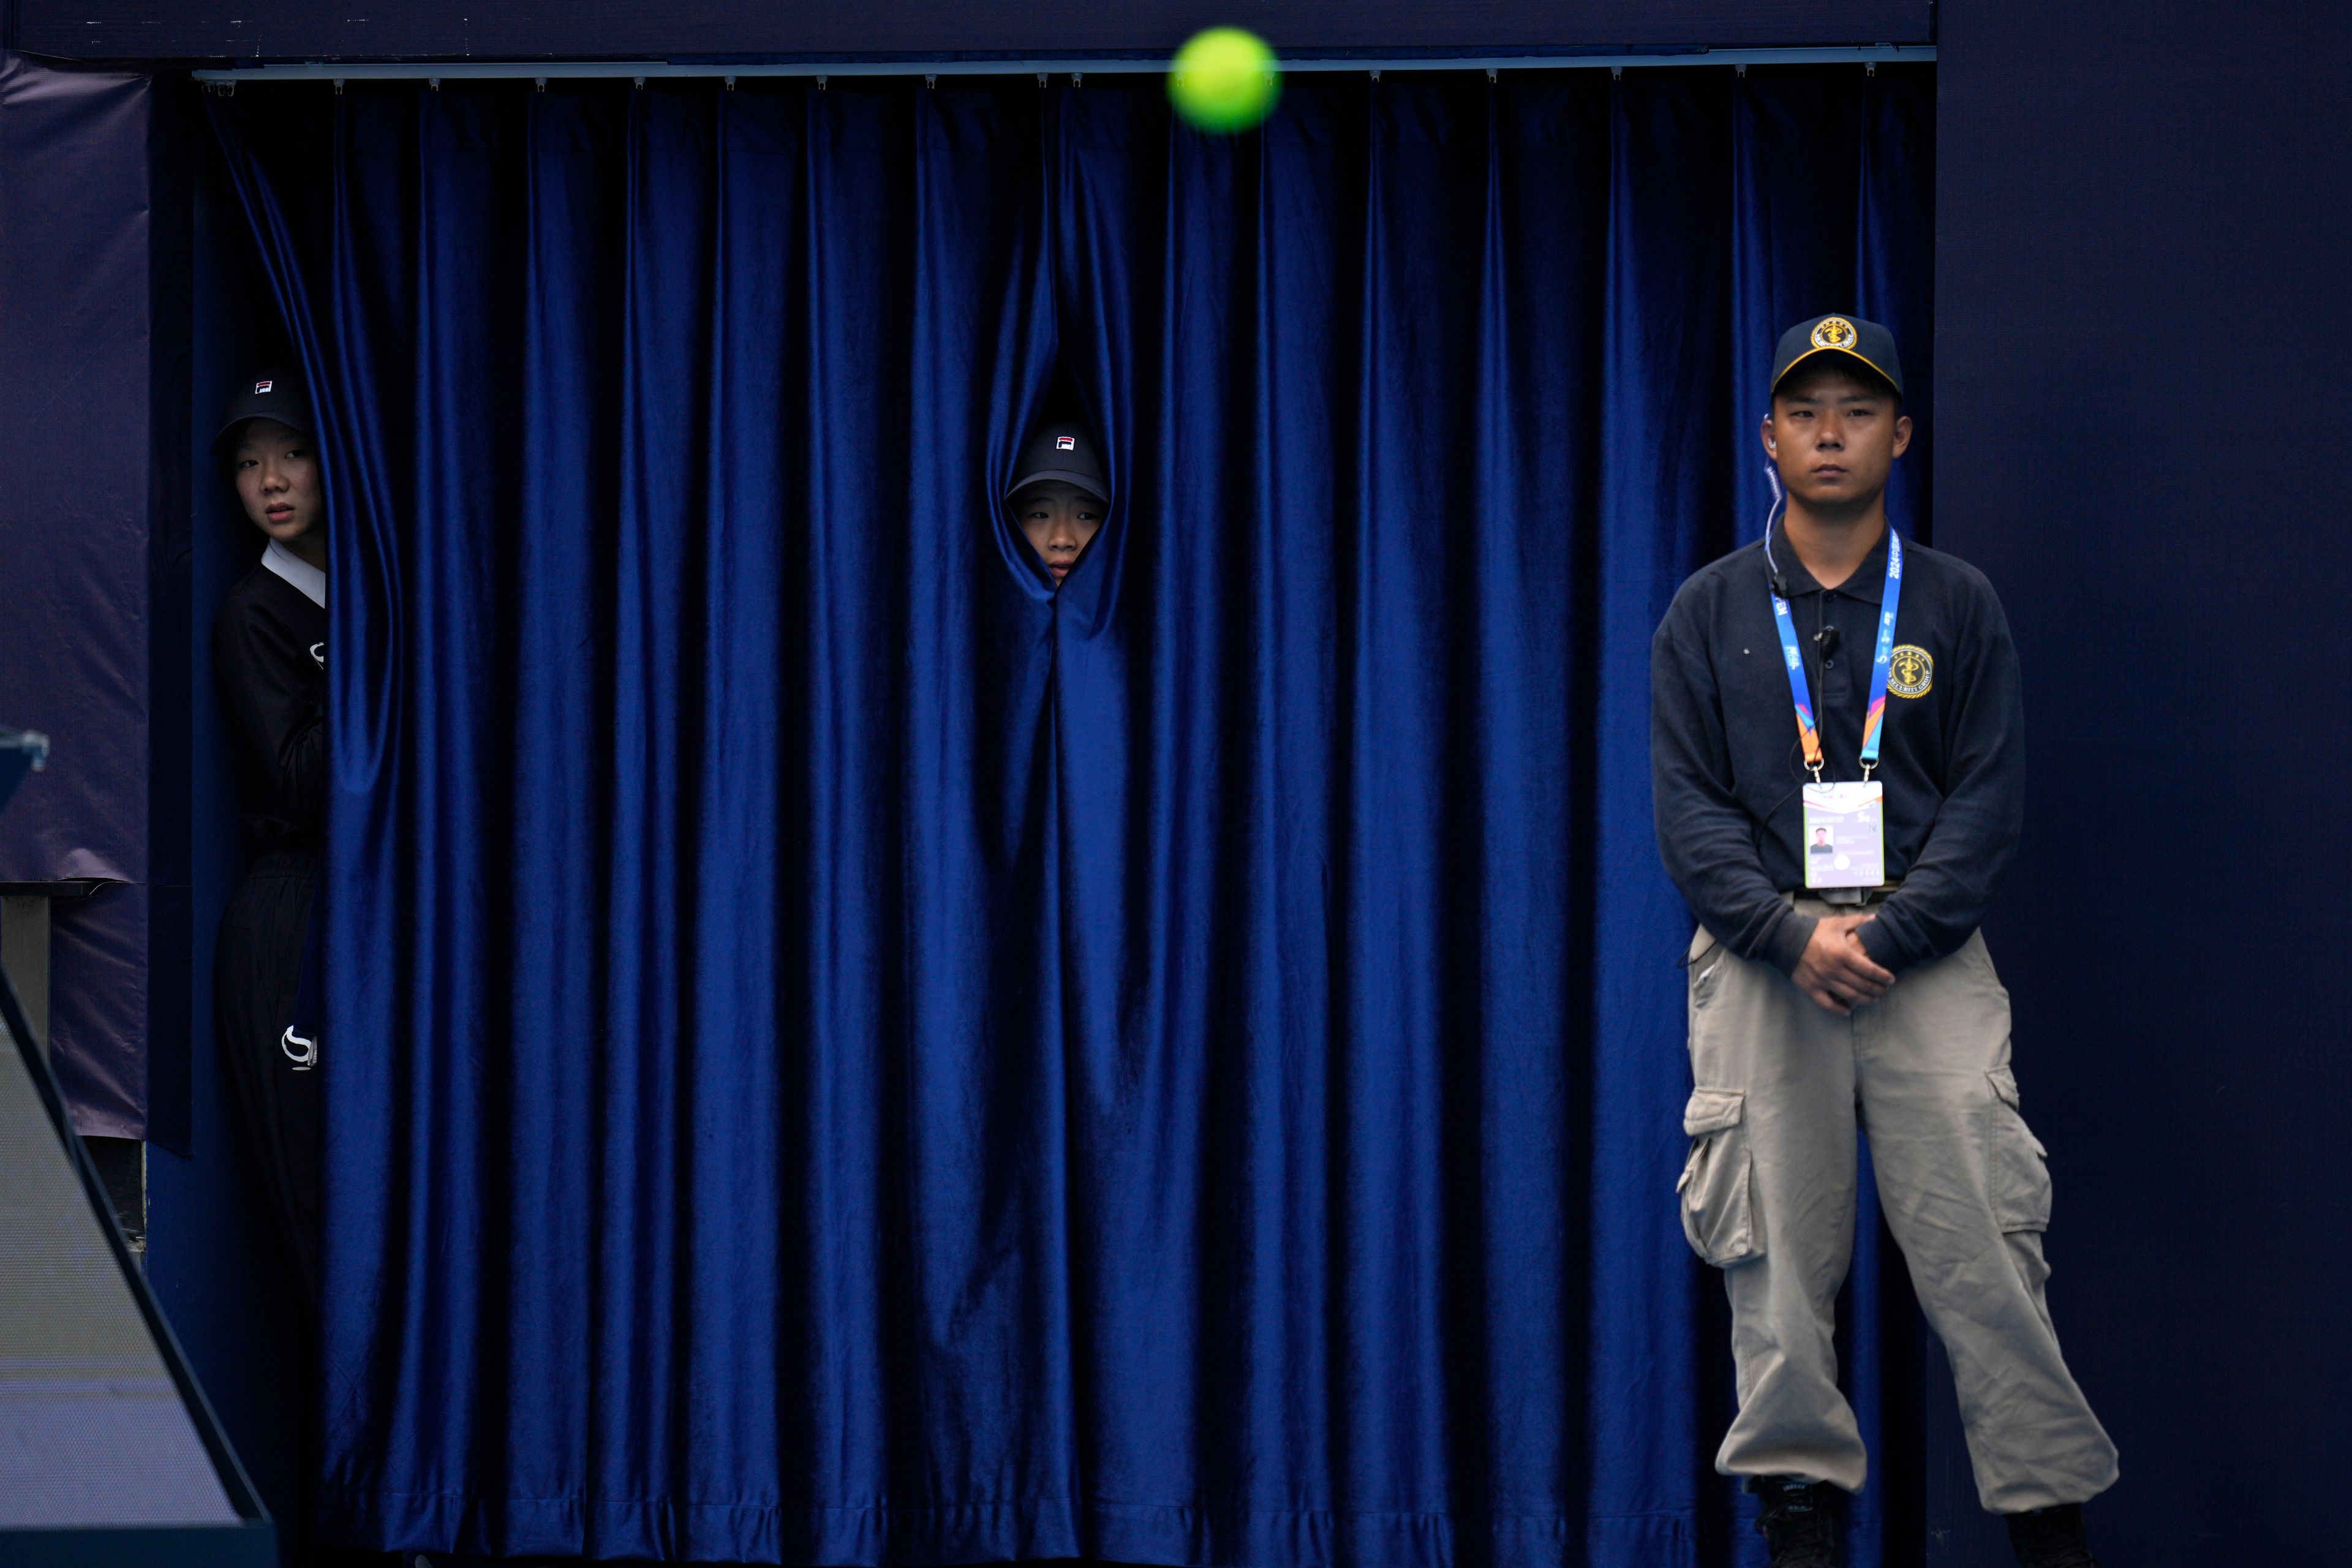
318, 1488, 1697, 1567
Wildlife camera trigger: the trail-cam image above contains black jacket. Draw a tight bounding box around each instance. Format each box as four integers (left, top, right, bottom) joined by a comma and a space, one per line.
1649, 520, 2025, 974
214, 561, 327, 853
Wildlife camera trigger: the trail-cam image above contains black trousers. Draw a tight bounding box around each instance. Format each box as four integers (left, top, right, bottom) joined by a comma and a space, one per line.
214, 842, 322, 1306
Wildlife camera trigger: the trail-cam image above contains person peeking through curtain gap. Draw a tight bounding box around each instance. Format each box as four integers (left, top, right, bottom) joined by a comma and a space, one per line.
208, 366, 331, 1316
1005, 418, 1110, 589
236, 417, 328, 570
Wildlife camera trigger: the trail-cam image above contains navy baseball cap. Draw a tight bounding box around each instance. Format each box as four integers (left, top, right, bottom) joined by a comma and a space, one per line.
1769, 314, 1904, 400
1006, 419, 1109, 507
211, 366, 315, 454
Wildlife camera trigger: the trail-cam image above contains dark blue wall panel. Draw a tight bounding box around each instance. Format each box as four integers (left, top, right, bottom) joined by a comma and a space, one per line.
12, 0, 1929, 62
1929, 2, 2352, 1561
0, 53, 189, 1147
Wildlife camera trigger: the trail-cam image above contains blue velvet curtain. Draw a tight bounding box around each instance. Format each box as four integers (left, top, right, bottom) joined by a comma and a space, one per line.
210, 66, 1934, 1567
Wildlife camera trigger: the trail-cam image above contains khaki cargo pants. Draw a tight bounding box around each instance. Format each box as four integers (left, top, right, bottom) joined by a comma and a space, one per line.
1678, 901, 2119, 1512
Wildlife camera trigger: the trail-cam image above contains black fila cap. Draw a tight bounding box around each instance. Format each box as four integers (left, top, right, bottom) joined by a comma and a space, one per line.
1769, 314, 1904, 400
211, 366, 316, 454
1006, 419, 1109, 507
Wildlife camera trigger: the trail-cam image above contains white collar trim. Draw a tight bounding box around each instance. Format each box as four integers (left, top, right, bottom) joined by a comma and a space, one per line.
263, 538, 326, 608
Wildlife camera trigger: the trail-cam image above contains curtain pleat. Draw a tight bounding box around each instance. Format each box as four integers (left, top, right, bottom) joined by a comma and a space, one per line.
210, 66, 1934, 1568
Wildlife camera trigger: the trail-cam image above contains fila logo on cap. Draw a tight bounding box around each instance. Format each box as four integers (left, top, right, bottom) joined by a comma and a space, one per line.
1055, 435, 1077, 451
254, 379, 274, 393
1809, 317, 1856, 351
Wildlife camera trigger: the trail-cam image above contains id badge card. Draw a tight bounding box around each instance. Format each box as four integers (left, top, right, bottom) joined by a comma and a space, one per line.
1801, 782, 1885, 889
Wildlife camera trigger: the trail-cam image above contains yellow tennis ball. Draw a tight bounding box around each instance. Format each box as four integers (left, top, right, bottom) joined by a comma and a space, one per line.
1168, 27, 1281, 133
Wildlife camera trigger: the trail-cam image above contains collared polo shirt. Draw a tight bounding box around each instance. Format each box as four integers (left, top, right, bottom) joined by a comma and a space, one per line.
263, 537, 326, 608
216, 551, 327, 852
1649, 519, 2026, 974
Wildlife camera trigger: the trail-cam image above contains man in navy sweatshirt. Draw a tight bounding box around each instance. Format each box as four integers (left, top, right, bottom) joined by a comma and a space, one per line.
1650, 315, 2116, 1568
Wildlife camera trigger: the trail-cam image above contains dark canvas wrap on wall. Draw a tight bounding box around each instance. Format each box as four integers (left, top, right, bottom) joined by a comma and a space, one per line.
209, 70, 1934, 1565
0, 51, 192, 1148
1925, 2, 2352, 1559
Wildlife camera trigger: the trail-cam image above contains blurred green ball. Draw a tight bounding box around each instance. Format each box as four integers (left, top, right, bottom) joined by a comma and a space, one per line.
1168, 27, 1281, 133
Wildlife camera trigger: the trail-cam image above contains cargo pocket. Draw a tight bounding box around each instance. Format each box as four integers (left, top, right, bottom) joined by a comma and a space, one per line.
1677, 1088, 1763, 1267
1986, 1066, 2052, 1233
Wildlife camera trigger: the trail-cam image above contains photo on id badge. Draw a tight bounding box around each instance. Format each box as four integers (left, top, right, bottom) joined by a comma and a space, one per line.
1803, 781, 1884, 888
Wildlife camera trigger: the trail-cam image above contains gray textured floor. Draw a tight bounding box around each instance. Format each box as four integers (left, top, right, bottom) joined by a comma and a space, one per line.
0, 1022, 237, 1526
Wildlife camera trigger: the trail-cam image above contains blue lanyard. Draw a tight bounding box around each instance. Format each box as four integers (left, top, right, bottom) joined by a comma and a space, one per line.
1767, 524, 1904, 782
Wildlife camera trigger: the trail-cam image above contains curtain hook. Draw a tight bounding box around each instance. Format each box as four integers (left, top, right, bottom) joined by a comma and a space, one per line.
1611, 65, 1624, 81
1370, 67, 1381, 83
1071, 71, 1083, 86
633, 75, 646, 89
1866, 60, 1878, 77
333, 78, 345, 95
1487, 67, 1498, 84
1037, 72, 1048, 88
428, 77, 441, 91
816, 74, 828, 90
534, 76, 547, 92
926, 74, 938, 89
1736, 62, 1747, 78
725, 74, 737, 90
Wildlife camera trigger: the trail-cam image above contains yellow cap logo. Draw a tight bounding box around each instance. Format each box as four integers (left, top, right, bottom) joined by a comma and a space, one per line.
1811, 316, 1857, 350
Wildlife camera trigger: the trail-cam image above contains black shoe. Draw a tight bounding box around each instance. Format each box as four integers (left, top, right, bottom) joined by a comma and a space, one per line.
1749, 1476, 1840, 1567
2007, 1502, 2102, 1567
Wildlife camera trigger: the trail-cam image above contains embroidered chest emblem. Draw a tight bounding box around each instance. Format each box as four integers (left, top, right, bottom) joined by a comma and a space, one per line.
1888, 644, 1933, 698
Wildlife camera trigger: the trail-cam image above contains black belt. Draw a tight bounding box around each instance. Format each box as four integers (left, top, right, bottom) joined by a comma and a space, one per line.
1810, 882, 1901, 907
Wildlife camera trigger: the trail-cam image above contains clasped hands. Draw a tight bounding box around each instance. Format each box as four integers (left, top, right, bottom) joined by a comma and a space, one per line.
1793, 913, 1894, 1015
